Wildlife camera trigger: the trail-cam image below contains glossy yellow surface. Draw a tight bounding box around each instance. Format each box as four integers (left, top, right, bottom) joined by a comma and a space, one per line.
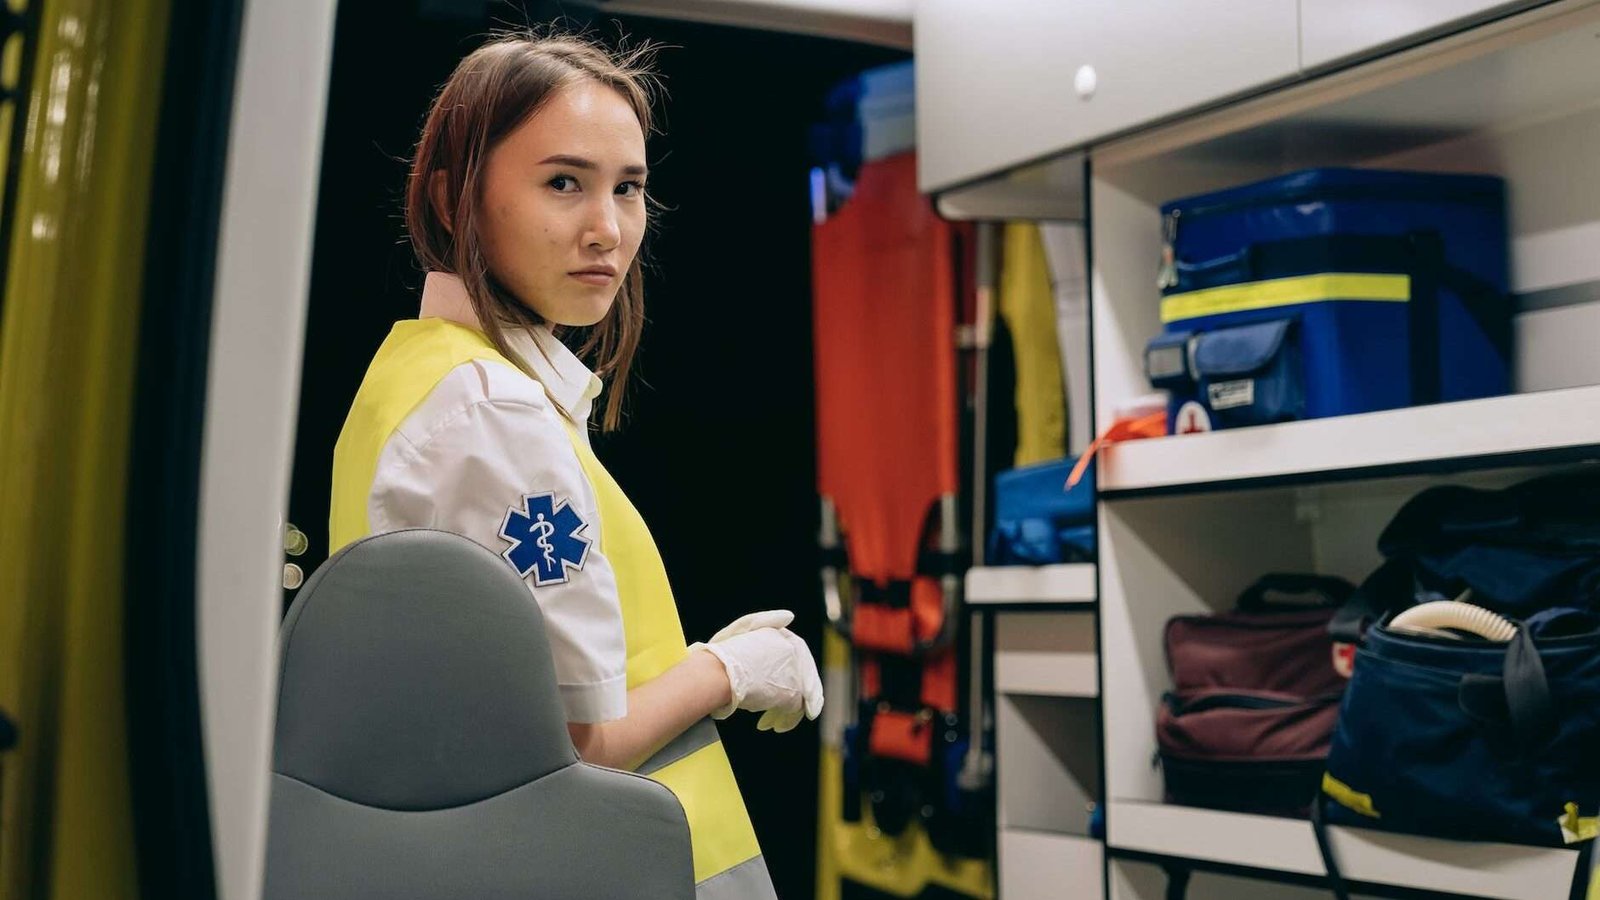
0, 0, 170, 896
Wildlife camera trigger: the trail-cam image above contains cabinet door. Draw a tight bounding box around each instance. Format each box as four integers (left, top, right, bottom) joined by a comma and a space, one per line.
1301, 0, 1549, 70
915, 0, 1299, 193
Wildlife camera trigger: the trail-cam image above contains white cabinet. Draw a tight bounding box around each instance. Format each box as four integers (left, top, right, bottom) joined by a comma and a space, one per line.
1300, 0, 1549, 69
914, 0, 1299, 193
999, 830, 1104, 900
994, 611, 1099, 697
996, 693, 1100, 835
1083, 5, 1600, 897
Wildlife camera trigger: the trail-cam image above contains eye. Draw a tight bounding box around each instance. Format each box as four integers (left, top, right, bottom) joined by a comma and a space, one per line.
616, 180, 646, 198
548, 175, 580, 193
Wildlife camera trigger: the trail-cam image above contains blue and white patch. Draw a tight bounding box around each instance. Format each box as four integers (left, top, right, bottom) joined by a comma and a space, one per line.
498, 491, 592, 587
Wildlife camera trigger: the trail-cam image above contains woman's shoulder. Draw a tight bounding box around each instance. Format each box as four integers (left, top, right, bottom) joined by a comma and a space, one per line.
394, 357, 557, 447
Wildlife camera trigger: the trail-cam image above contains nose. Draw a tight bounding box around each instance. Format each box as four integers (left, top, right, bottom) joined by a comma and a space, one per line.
583, 195, 622, 252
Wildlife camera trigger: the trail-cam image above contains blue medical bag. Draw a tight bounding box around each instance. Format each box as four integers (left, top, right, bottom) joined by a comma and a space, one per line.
988, 457, 1095, 566
1320, 618, 1600, 848
1145, 168, 1511, 432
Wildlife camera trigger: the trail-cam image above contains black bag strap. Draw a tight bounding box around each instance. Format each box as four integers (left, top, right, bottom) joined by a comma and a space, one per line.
1405, 229, 1514, 404
1504, 625, 1559, 753
1425, 236, 1515, 363
1310, 795, 1353, 900
1237, 573, 1355, 613
1230, 230, 1509, 408
1567, 839, 1595, 900
1406, 231, 1444, 406
1163, 864, 1191, 900
1330, 559, 1411, 645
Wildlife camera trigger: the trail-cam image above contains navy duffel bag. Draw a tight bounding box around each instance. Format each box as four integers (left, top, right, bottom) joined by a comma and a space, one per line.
1321, 617, 1600, 848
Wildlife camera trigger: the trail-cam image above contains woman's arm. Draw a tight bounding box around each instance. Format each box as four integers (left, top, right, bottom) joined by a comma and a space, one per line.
567, 648, 731, 771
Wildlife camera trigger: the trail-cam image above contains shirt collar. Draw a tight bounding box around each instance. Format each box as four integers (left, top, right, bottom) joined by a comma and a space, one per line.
418, 271, 604, 420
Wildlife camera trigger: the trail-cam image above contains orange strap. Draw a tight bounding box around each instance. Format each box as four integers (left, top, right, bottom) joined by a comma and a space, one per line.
861, 656, 882, 700
854, 603, 916, 655
1066, 411, 1167, 488
910, 577, 945, 646
868, 709, 935, 766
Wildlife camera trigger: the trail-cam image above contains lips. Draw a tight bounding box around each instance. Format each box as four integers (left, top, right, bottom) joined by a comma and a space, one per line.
569, 266, 617, 286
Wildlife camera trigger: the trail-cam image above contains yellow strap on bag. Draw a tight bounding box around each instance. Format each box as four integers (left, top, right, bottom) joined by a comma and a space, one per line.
1158, 272, 1408, 323
1160, 272, 1410, 324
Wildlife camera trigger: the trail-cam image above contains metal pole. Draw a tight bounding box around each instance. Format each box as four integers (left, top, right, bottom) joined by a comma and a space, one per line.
959, 222, 1000, 791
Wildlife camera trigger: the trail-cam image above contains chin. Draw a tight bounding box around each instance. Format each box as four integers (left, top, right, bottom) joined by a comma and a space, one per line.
551, 296, 616, 328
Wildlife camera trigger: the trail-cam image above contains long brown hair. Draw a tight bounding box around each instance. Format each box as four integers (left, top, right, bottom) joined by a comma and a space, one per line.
405, 32, 659, 431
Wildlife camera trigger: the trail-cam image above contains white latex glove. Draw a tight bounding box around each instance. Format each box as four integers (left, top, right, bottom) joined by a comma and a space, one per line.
691, 611, 824, 733
708, 609, 796, 643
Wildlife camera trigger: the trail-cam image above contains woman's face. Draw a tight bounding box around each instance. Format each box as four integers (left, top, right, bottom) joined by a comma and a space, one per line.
479, 80, 648, 327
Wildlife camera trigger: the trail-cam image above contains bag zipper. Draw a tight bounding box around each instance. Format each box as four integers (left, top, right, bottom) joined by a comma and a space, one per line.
1163, 690, 1341, 717
1157, 208, 1181, 290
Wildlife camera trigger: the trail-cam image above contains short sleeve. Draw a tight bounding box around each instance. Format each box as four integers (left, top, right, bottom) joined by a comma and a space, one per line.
369, 372, 627, 723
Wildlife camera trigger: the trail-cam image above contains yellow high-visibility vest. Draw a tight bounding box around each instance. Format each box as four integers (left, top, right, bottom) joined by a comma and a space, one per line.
330, 318, 773, 898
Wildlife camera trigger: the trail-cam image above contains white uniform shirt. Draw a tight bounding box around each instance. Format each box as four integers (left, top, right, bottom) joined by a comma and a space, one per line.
367, 272, 628, 723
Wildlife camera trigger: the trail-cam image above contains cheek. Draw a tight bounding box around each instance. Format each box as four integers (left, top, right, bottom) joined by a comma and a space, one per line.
622, 210, 648, 256
486, 197, 564, 273
482, 197, 523, 256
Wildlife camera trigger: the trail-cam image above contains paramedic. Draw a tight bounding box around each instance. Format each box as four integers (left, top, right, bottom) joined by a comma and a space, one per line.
327, 33, 820, 899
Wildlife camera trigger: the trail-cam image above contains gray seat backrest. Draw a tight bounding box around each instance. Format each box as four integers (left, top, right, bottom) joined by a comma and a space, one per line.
263, 529, 694, 900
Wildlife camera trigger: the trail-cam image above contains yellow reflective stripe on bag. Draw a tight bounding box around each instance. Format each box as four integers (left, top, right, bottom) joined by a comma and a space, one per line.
1322, 772, 1382, 819
1161, 273, 1411, 324
1559, 802, 1599, 845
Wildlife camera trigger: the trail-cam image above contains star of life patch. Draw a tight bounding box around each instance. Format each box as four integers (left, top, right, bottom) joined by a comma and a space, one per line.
499, 491, 592, 587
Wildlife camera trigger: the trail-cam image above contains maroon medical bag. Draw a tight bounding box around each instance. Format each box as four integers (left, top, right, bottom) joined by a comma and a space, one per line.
1157, 574, 1354, 816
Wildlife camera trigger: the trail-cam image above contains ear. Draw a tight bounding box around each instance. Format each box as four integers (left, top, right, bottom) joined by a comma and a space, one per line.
429, 170, 454, 234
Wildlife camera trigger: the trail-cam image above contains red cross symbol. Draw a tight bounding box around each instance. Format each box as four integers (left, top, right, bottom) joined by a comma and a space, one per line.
1176, 402, 1211, 434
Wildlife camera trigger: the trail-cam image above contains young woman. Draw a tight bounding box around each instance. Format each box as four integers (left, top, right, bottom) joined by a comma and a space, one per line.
328, 34, 820, 898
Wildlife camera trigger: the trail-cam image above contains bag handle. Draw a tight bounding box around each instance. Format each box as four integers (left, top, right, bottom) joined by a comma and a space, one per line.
1457, 624, 1559, 754
1503, 625, 1559, 752
1237, 573, 1355, 613
1330, 558, 1410, 645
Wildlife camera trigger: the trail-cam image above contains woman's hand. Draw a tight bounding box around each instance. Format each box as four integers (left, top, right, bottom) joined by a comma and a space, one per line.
566, 610, 823, 771
689, 609, 824, 733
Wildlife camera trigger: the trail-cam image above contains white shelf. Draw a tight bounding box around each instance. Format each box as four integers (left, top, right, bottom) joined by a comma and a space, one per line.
995, 612, 1099, 698
933, 152, 1086, 222
1094, 0, 1600, 203
997, 694, 1101, 836
1000, 828, 1105, 900
966, 564, 1098, 604
1107, 800, 1582, 900
1099, 384, 1600, 495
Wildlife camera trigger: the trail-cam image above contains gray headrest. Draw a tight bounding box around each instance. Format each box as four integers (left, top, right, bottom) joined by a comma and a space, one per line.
274, 529, 576, 811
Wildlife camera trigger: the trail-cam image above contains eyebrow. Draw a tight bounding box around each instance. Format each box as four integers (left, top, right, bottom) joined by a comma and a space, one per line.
537, 154, 649, 177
